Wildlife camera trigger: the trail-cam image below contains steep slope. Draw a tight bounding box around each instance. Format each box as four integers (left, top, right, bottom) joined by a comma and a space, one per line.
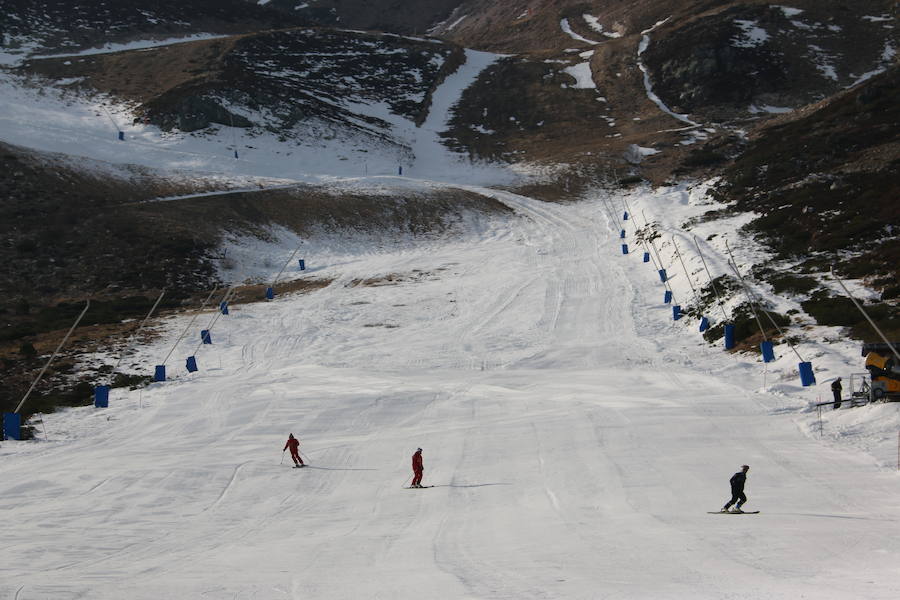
1, 188, 898, 599
641, 2, 898, 121
0, 0, 309, 63
709, 63, 900, 334
263, 0, 466, 34
22, 28, 463, 137
432, 0, 897, 162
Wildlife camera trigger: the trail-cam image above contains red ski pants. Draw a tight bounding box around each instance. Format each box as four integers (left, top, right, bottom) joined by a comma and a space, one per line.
291, 451, 303, 465
412, 469, 423, 486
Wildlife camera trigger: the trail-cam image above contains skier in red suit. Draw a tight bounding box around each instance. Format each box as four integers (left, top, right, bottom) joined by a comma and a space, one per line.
284, 433, 304, 467
411, 448, 424, 487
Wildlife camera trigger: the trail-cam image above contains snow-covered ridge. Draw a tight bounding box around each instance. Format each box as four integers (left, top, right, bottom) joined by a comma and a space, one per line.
0, 39, 524, 188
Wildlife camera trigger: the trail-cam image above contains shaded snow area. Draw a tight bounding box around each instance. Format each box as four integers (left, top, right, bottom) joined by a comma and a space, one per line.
0, 47, 526, 188
849, 40, 897, 87
1, 177, 898, 599
749, 103, 794, 114
732, 19, 770, 48
775, 6, 804, 19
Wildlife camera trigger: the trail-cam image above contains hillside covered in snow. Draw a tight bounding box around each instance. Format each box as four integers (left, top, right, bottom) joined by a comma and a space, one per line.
1, 1, 899, 598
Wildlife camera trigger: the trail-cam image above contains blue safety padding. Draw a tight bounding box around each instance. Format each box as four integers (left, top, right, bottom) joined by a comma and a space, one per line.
220, 301, 229, 315
699, 316, 710, 332
620, 229, 626, 239
299, 259, 306, 270
673, 305, 682, 321
94, 385, 110, 408
658, 269, 668, 283
186, 356, 198, 373
621, 244, 629, 255
154, 365, 166, 382
265, 287, 274, 300
664, 290, 672, 304
799, 361, 816, 386
724, 323, 736, 350
201, 330, 212, 344
3, 413, 21, 440
760, 340, 775, 363
117, 131, 124, 141
623, 211, 629, 221
643, 252, 650, 263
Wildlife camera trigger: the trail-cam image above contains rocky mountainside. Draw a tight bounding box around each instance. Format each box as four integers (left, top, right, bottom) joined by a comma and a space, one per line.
261, 0, 465, 35
23, 27, 463, 139
0, 0, 308, 59
714, 63, 900, 303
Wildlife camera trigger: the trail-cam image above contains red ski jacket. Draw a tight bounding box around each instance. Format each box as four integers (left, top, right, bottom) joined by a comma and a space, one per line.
284, 438, 300, 453
412, 451, 423, 472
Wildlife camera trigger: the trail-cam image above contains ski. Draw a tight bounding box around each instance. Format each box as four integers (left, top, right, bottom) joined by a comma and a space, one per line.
707, 510, 759, 514
293, 465, 306, 468
405, 486, 434, 489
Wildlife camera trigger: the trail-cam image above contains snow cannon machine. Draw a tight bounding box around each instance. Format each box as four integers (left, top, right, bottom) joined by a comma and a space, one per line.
862, 342, 900, 402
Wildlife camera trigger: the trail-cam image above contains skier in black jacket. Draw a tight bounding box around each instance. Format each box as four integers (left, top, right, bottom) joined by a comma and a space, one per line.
722, 465, 750, 513
831, 377, 842, 409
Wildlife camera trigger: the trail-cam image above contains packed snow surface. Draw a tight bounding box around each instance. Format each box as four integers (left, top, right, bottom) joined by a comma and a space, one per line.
1, 181, 898, 599
1, 29, 899, 600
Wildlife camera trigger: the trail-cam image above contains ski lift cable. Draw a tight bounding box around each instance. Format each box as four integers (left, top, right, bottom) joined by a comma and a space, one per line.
192, 286, 239, 357
693, 235, 731, 322
672, 236, 699, 303
161, 287, 220, 366
111, 288, 167, 375
15, 301, 91, 414
641, 210, 672, 294
626, 202, 659, 267
831, 267, 900, 364
725, 241, 806, 362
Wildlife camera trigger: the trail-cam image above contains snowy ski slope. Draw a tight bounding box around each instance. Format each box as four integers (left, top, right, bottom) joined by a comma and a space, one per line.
1, 32, 899, 600
1, 187, 898, 599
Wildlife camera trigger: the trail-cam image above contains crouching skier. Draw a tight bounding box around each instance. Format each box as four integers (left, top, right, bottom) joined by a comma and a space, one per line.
722, 464, 750, 513
284, 433, 304, 468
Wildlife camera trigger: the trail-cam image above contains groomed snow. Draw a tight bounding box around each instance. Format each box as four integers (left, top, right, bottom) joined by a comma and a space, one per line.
1, 29, 899, 600
1, 180, 898, 599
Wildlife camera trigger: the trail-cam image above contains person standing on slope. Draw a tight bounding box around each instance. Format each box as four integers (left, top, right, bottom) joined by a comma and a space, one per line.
831, 377, 843, 409
722, 464, 750, 513
284, 433, 304, 468
411, 448, 424, 487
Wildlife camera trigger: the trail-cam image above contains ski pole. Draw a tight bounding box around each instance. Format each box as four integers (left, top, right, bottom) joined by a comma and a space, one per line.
300, 451, 311, 465
401, 474, 413, 489
281, 450, 285, 465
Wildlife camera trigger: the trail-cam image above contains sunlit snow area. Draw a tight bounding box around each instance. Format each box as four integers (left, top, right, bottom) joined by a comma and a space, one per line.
1, 29, 899, 600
